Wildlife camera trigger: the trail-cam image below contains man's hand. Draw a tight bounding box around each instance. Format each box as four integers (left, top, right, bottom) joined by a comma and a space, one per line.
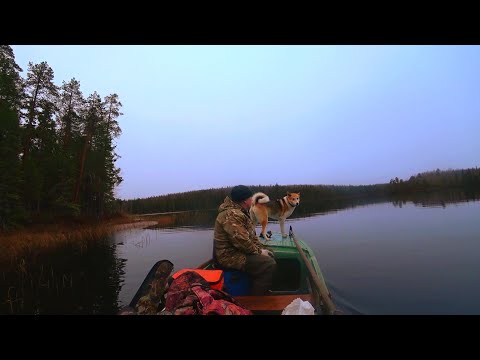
260, 249, 274, 258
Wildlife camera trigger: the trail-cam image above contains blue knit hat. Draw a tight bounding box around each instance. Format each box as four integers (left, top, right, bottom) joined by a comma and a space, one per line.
231, 185, 253, 202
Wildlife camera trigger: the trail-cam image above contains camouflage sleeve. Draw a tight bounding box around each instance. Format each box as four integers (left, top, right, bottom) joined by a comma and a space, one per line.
251, 234, 264, 249
222, 212, 261, 254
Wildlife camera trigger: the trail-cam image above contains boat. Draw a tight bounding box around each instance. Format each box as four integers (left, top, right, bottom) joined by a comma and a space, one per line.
119, 226, 338, 315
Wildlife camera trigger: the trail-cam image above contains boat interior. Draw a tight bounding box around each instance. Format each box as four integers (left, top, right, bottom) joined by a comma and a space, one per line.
233, 257, 316, 315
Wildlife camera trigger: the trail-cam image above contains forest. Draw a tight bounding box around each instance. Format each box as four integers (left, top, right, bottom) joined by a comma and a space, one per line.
0, 45, 123, 230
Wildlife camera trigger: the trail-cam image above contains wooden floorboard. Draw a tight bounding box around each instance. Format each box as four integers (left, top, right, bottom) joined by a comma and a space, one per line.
234, 294, 313, 311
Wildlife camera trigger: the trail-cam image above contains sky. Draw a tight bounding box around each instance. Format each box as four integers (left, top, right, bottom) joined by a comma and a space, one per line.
11, 45, 480, 200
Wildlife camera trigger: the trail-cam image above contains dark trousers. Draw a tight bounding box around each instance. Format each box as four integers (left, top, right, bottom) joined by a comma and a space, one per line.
244, 254, 277, 295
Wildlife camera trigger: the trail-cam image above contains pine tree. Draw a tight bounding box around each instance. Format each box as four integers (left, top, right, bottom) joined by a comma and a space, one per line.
73, 92, 103, 206
22, 61, 58, 163
82, 94, 123, 216
55, 78, 84, 215
21, 62, 59, 214
0, 45, 26, 229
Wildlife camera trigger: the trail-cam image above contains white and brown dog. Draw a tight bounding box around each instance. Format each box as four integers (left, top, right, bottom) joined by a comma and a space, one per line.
249, 192, 301, 239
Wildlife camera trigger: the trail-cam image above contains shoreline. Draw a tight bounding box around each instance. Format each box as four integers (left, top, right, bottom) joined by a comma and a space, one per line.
0, 217, 158, 265
111, 220, 158, 231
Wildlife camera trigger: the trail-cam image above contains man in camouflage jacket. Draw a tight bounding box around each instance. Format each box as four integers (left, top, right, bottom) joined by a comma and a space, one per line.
214, 185, 277, 295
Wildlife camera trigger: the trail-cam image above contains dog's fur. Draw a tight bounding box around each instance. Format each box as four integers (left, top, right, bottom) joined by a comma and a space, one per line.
249, 192, 301, 239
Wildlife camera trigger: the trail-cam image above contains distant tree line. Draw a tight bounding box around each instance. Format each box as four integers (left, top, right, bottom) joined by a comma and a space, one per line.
387, 168, 480, 194
0, 46, 123, 229
120, 183, 389, 214
122, 168, 480, 215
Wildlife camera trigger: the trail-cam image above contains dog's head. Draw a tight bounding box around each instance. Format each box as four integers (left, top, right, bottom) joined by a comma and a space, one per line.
286, 192, 300, 207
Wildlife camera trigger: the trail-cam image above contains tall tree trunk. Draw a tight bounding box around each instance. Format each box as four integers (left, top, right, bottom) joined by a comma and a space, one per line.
22, 74, 42, 164
63, 92, 74, 149
73, 132, 92, 204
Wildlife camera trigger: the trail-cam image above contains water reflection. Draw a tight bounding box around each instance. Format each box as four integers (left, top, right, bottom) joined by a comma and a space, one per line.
392, 189, 480, 209
115, 190, 480, 315
143, 190, 480, 230
0, 238, 125, 315
143, 210, 218, 230
113, 228, 214, 307
142, 196, 393, 231
2, 189, 479, 314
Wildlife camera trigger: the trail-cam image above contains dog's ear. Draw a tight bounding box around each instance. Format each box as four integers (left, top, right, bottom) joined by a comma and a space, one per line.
297, 192, 300, 195
286, 191, 290, 196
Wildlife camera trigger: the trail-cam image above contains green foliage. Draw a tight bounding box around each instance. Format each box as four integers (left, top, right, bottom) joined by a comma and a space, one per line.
0, 47, 25, 230
387, 168, 480, 195
0, 46, 124, 229
0, 45, 23, 111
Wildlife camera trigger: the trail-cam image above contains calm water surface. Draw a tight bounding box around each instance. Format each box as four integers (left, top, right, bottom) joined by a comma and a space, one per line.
2, 192, 479, 314
114, 196, 480, 315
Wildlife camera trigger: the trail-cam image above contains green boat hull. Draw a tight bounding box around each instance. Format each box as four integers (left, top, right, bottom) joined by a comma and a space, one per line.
260, 232, 328, 295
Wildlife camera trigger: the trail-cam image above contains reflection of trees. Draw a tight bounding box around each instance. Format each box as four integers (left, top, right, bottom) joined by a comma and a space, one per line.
289, 197, 389, 218
144, 197, 392, 230
3, 189, 477, 314
145, 210, 219, 230
0, 238, 125, 314
391, 190, 480, 208
392, 199, 407, 208
143, 190, 480, 230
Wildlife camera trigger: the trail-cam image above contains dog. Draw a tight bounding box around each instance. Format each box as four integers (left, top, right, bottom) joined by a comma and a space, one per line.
249, 191, 301, 239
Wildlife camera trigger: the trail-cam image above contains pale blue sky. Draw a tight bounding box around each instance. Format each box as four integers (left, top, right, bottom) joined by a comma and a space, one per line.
11, 45, 480, 200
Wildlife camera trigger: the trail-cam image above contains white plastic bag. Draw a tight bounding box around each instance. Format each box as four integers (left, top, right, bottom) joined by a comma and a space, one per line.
281, 298, 315, 315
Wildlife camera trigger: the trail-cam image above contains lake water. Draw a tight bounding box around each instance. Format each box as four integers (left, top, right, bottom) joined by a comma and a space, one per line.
2, 191, 479, 314
113, 194, 480, 315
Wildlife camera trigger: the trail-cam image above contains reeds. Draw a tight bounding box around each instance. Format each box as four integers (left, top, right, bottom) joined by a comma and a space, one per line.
0, 216, 158, 314
0, 217, 156, 265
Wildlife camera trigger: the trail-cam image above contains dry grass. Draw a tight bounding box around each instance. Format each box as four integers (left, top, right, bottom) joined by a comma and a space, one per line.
0, 214, 162, 314
0, 215, 157, 267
